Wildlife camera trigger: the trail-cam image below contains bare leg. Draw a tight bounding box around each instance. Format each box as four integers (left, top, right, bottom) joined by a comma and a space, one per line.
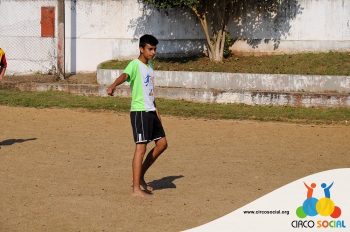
140, 137, 168, 190
132, 143, 152, 197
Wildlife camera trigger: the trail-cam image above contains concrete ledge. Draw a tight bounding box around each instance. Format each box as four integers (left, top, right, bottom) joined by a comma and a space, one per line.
0, 82, 107, 97
97, 69, 350, 93
1, 81, 350, 108
96, 68, 350, 107
155, 87, 350, 108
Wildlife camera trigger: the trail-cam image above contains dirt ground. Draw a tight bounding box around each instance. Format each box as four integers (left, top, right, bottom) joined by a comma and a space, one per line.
0, 106, 349, 232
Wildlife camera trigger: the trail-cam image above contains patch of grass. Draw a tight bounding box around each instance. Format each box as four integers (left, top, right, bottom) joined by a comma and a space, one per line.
0, 89, 349, 125
99, 52, 350, 76
0, 90, 130, 112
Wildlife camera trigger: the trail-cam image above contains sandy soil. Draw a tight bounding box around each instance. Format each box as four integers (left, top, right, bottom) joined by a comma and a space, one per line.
0, 106, 349, 232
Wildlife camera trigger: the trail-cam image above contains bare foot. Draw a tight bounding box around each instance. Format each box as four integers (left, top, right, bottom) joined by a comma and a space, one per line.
132, 189, 152, 197
140, 179, 154, 192
130, 183, 153, 192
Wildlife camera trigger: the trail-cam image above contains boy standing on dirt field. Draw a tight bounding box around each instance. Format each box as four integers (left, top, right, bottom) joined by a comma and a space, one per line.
107, 34, 168, 197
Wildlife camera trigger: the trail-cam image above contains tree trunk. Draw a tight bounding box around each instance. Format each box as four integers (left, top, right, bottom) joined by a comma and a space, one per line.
203, 27, 226, 62
197, 16, 225, 62
191, 5, 227, 62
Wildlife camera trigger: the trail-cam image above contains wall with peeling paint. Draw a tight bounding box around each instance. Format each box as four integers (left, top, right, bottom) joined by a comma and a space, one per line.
96, 69, 350, 107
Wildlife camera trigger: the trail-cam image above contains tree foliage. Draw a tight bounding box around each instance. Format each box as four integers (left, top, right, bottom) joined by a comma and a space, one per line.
142, 0, 232, 61
141, 0, 301, 62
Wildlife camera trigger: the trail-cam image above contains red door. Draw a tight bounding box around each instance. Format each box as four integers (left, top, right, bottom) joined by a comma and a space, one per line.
41, 7, 55, 37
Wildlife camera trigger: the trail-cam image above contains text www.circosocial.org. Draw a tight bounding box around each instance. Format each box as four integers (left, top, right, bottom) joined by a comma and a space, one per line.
243, 210, 290, 215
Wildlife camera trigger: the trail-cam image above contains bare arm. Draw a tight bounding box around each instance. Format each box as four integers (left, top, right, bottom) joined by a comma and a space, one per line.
0, 67, 5, 80
156, 109, 162, 124
106, 73, 128, 96
154, 101, 162, 123
0, 54, 7, 81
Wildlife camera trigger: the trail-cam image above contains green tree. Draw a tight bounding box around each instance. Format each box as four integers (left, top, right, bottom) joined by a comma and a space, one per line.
142, 0, 232, 62
141, 0, 301, 62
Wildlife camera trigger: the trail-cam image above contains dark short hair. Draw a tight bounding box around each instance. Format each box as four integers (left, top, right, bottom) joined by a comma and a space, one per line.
139, 34, 158, 48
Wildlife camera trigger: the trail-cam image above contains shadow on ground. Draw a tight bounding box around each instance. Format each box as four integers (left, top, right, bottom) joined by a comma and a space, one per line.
0, 138, 37, 147
149, 175, 184, 191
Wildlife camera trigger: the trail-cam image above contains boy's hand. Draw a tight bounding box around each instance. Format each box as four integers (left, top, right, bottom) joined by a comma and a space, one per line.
106, 73, 128, 96
107, 86, 115, 96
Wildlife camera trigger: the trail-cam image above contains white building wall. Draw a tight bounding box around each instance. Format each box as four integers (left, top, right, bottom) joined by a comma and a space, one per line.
231, 0, 350, 54
64, 0, 203, 73
0, 0, 349, 74
0, 0, 58, 75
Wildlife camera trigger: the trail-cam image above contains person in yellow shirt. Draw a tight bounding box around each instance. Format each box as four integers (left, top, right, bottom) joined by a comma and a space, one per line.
0, 48, 8, 80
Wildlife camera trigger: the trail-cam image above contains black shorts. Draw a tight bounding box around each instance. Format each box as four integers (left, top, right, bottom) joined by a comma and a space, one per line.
130, 111, 166, 144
